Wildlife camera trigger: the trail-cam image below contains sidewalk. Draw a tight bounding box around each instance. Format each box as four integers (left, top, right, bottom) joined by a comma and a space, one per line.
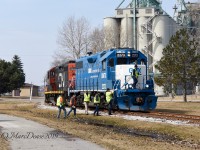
0, 114, 105, 150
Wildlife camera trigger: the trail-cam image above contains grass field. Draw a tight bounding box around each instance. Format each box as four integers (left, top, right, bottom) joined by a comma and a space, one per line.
0, 98, 200, 150
156, 101, 200, 116
0, 129, 9, 150
158, 95, 200, 102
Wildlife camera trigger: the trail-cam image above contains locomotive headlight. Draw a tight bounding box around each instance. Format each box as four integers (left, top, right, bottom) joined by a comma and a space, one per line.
145, 84, 149, 88
136, 97, 143, 103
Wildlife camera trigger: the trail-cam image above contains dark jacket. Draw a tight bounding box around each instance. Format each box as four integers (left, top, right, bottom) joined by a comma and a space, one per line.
70, 96, 76, 107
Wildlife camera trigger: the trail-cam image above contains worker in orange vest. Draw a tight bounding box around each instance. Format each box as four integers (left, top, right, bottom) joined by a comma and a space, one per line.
67, 94, 77, 117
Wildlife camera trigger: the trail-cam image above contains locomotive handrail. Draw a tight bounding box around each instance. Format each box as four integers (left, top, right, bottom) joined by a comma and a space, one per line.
122, 75, 132, 89
45, 91, 64, 94
142, 75, 154, 89
113, 80, 121, 90
121, 74, 154, 90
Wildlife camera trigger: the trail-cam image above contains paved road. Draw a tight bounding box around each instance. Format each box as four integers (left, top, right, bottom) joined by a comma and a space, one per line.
0, 114, 105, 150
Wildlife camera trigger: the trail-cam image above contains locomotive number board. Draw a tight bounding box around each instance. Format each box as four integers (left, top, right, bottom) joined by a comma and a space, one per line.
132, 53, 138, 58
116, 53, 126, 57
116, 53, 138, 58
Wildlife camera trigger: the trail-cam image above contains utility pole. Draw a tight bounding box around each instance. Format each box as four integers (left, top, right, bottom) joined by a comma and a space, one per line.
132, 0, 137, 49
30, 83, 33, 101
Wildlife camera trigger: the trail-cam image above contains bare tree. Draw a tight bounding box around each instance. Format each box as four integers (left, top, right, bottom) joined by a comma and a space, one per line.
120, 28, 133, 48
89, 26, 105, 53
57, 16, 91, 59
51, 50, 71, 67
104, 25, 120, 49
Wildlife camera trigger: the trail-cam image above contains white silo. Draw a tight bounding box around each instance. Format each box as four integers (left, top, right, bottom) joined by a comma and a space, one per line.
137, 17, 148, 52
120, 17, 133, 48
152, 15, 178, 95
104, 17, 120, 49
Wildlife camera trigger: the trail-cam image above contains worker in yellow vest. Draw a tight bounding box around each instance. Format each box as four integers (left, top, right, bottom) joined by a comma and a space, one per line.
84, 91, 91, 115
93, 92, 100, 116
131, 64, 139, 89
56, 94, 66, 119
106, 88, 113, 115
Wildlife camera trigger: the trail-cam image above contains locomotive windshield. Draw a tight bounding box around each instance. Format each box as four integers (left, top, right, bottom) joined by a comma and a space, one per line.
129, 58, 137, 64
50, 71, 55, 77
117, 58, 127, 65
117, 58, 138, 65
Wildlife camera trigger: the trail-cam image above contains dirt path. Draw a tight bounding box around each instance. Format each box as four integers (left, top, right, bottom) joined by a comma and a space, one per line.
0, 114, 104, 150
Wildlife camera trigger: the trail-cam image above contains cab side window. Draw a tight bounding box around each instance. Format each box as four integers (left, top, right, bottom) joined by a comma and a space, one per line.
102, 59, 106, 71
108, 58, 114, 67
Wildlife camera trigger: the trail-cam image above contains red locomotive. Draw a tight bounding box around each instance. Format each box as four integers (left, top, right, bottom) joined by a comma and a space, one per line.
45, 60, 75, 105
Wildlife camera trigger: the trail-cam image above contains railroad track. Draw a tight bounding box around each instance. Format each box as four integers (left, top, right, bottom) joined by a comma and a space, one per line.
121, 111, 200, 125
44, 102, 200, 125
150, 112, 200, 124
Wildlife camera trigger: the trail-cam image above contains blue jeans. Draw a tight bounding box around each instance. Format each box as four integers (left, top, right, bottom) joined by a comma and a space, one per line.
57, 106, 67, 118
67, 107, 76, 116
94, 104, 99, 115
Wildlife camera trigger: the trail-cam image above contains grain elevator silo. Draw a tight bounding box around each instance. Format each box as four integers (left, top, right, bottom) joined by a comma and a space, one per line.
104, 0, 181, 95
152, 15, 178, 95
104, 17, 120, 48
120, 17, 133, 48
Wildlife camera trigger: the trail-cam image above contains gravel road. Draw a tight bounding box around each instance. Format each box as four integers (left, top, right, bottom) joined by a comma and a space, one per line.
0, 114, 105, 150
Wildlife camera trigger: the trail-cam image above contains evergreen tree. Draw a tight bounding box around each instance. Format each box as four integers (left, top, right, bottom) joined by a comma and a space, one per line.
155, 29, 200, 102
10, 55, 25, 90
0, 60, 11, 94
0, 55, 25, 95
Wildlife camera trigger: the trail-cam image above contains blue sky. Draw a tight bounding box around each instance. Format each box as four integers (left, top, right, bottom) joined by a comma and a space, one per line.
0, 0, 196, 86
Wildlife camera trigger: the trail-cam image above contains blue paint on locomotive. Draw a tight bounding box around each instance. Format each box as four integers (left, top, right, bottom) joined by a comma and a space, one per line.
74, 48, 157, 111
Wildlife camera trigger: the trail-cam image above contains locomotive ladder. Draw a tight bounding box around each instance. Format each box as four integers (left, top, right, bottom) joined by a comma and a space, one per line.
113, 80, 121, 90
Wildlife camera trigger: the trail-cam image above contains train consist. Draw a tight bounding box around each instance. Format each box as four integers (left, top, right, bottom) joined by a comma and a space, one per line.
45, 48, 157, 111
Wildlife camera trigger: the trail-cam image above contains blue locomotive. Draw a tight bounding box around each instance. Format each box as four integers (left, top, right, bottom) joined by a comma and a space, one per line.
69, 48, 157, 111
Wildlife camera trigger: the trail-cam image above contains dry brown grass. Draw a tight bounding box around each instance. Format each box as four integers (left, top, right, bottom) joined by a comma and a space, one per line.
0, 100, 200, 150
156, 101, 200, 116
158, 95, 200, 101
0, 132, 9, 150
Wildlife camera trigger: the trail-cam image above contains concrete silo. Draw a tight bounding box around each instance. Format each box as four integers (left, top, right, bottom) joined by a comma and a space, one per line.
137, 16, 148, 53
152, 15, 178, 95
120, 17, 133, 48
104, 17, 120, 49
